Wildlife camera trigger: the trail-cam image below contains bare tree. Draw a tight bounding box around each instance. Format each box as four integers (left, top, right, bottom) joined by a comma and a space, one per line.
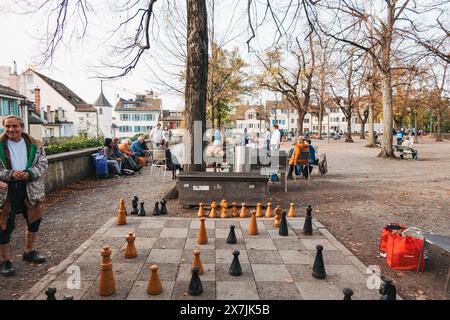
256, 35, 315, 135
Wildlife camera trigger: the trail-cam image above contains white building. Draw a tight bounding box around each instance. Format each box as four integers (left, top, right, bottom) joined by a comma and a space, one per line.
230, 105, 267, 136
19, 68, 98, 140
93, 82, 113, 138
113, 91, 161, 138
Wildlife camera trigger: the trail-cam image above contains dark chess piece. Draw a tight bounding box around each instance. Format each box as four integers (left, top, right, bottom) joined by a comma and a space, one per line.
279, 212, 289, 236
63, 295, 74, 300
229, 250, 242, 276
138, 202, 146, 216
312, 245, 326, 279
45, 287, 57, 300
303, 204, 313, 235
226, 225, 237, 244
343, 288, 353, 300
160, 199, 168, 215
379, 278, 396, 300
188, 267, 203, 296
152, 202, 161, 216
131, 196, 139, 215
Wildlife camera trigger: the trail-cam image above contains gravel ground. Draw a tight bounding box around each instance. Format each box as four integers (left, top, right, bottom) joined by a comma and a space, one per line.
0, 165, 176, 300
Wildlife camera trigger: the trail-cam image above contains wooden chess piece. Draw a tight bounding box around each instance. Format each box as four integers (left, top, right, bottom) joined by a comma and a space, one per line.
209, 201, 218, 218
192, 249, 204, 274
99, 246, 115, 296
287, 202, 296, 217
379, 278, 396, 300
227, 225, 237, 244
343, 288, 353, 300
220, 199, 228, 218
231, 202, 239, 218
124, 232, 137, 258
131, 196, 139, 215
138, 202, 147, 216
229, 250, 242, 276
188, 267, 203, 296
303, 204, 313, 235
160, 198, 168, 215
265, 202, 273, 218
279, 212, 288, 236
248, 210, 259, 236
312, 245, 326, 279
45, 287, 57, 300
196, 217, 208, 245
116, 198, 126, 225
147, 265, 163, 295
152, 201, 161, 216
274, 206, 282, 228
255, 203, 263, 217
197, 203, 205, 218
239, 203, 247, 218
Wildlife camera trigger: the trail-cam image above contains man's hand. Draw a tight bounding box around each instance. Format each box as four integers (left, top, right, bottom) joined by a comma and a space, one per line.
20, 172, 30, 181
0, 181, 7, 189
12, 170, 24, 180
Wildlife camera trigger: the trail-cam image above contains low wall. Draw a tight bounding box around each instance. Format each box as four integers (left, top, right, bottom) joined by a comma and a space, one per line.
44, 147, 100, 193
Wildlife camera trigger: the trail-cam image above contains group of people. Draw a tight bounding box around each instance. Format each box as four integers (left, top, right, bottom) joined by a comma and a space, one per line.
287, 136, 317, 179
103, 123, 182, 179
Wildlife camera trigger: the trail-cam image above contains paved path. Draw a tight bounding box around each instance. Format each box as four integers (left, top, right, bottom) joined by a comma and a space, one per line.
21, 216, 387, 300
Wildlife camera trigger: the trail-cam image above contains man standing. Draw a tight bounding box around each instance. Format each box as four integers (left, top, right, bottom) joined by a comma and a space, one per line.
0, 116, 48, 277
270, 124, 281, 152
150, 123, 163, 149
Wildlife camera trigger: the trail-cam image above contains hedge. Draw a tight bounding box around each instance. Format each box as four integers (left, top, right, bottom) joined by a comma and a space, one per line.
44, 137, 104, 155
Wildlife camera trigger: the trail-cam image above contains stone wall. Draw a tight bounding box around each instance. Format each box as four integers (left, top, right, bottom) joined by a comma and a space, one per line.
45, 147, 100, 193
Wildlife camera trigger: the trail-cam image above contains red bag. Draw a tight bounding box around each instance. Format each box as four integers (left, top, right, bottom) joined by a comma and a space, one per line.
379, 223, 406, 253
386, 233, 425, 272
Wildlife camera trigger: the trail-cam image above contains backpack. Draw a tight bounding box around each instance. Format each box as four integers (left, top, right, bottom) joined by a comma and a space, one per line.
94, 149, 108, 178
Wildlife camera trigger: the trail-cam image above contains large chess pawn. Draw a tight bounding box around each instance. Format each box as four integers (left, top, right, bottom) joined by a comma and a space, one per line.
116, 198, 127, 225
147, 265, 163, 295
379, 278, 396, 300
209, 202, 218, 218
45, 287, 57, 300
196, 217, 208, 245
138, 202, 146, 216
220, 199, 229, 218
99, 246, 115, 296
188, 267, 203, 296
152, 202, 161, 216
312, 245, 326, 279
124, 232, 137, 258
192, 249, 204, 274
131, 196, 139, 215
287, 202, 296, 217
273, 206, 282, 228
248, 210, 259, 236
255, 203, 263, 218
197, 203, 205, 218
229, 250, 242, 276
265, 202, 273, 218
239, 203, 247, 218
303, 204, 313, 235
231, 202, 239, 218
160, 199, 168, 215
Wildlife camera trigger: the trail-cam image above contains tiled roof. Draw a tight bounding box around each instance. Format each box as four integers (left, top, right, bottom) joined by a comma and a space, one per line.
114, 97, 161, 112
30, 70, 96, 113
93, 90, 113, 108
229, 104, 267, 121
0, 84, 25, 99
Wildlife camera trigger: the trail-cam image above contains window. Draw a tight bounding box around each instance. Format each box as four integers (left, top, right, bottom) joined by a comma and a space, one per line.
304, 118, 310, 123
291, 118, 295, 124
282, 120, 285, 125
119, 126, 132, 132
99, 107, 103, 115
248, 113, 253, 120
342, 117, 346, 122
123, 103, 134, 108
120, 114, 130, 121
27, 74, 33, 84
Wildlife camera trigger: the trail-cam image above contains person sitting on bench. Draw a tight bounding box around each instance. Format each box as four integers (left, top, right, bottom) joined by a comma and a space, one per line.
400, 136, 418, 159
287, 136, 309, 179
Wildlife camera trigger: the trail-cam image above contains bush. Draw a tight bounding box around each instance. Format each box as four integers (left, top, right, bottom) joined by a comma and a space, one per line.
44, 137, 104, 155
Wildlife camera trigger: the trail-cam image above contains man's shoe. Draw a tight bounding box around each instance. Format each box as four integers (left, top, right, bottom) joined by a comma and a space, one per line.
0, 260, 16, 277
23, 250, 46, 264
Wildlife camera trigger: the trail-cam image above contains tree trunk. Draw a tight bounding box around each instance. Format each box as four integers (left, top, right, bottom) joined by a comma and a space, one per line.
318, 107, 323, 139
360, 120, 366, 139
366, 102, 376, 147
297, 109, 304, 136
184, 0, 208, 171
413, 112, 419, 143
345, 112, 353, 142
436, 111, 443, 141
378, 71, 395, 158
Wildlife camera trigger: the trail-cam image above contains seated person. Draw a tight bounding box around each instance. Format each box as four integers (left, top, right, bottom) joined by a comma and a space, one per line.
119, 138, 138, 163
113, 138, 141, 172
103, 138, 123, 178
156, 140, 183, 179
287, 136, 310, 179
131, 136, 151, 165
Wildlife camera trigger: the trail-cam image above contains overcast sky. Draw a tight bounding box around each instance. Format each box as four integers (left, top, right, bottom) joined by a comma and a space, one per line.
0, 0, 295, 110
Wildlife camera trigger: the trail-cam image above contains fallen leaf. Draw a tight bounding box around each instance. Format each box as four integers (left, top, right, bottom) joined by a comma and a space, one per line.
417, 290, 424, 295
160, 246, 166, 249
282, 278, 294, 283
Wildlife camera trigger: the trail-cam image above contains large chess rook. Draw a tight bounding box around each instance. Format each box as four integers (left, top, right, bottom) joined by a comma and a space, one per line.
124, 232, 137, 258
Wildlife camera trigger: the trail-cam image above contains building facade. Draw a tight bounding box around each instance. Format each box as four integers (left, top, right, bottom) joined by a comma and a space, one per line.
113, 91, 161, 138
93, 82, 113, 138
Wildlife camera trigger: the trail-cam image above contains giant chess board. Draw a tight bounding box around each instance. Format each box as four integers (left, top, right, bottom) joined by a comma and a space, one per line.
21, 216, 381, 300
